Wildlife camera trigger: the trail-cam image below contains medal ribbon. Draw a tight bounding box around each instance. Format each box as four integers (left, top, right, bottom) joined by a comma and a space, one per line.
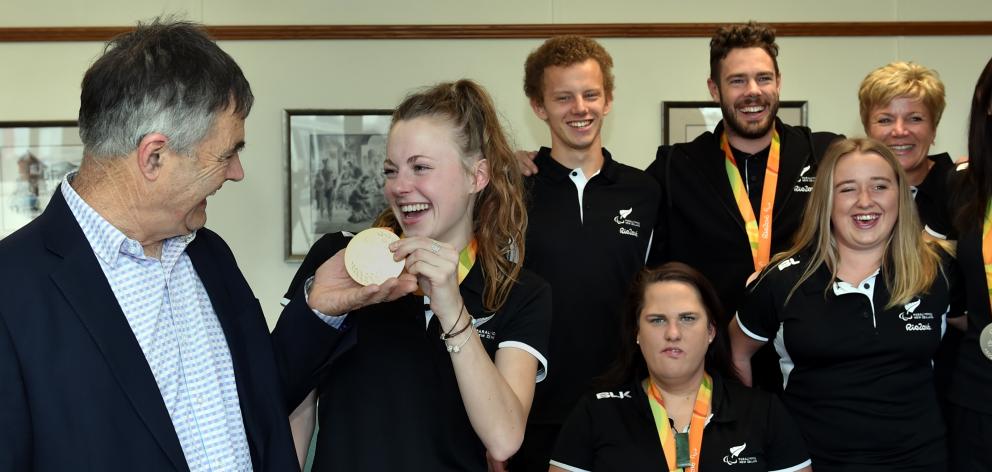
645, 374, 713, 472
982, 201, 992, 314
456, 238, 478, 284
410, 238, 477, 296
720, 129, 781, 271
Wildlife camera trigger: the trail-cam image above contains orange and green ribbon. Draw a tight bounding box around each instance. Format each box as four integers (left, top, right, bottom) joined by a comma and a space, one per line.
982, 201, 992, 312
456, 239, 478, 285
645, 373, 713, 472
720, 129, 781, 271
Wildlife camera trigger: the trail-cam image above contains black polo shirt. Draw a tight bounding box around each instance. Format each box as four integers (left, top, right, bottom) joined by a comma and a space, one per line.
732, 145, 771, 216
524, 147, 660, 424
914, 153, 955, 239
285, 232, 552, 471
550, 374, 810, 472
736, 252, 958, 470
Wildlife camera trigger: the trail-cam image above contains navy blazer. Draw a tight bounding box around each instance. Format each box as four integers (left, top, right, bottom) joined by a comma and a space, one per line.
0, 188, 341, 471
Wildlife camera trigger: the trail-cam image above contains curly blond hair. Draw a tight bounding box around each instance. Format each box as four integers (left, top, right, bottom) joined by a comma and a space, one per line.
524, 35, 614, 105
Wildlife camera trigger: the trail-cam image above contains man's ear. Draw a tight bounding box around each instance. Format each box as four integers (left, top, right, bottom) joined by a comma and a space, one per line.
470, 158, 490, 193
707, 77, 720, 103
136, 133, 169, 181
530, 98, 549, 121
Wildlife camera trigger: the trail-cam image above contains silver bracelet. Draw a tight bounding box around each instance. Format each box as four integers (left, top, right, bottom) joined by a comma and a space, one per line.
445, 318, 475, 353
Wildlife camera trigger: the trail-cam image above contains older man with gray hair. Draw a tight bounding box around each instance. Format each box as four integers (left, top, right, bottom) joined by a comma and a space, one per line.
0, 19, 364, 471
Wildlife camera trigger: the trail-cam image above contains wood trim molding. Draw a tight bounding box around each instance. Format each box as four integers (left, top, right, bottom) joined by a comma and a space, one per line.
2, 21, 991, 42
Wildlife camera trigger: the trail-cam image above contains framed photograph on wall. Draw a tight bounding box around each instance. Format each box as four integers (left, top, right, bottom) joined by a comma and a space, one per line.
0, 121, 82, 238
285, 109, 392, 260
661, 101, 808, 145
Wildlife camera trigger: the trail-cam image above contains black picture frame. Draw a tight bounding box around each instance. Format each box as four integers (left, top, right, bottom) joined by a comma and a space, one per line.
285, 109, 393, 260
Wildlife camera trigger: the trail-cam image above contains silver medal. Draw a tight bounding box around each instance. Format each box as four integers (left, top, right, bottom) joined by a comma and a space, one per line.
981, 324, 992, 361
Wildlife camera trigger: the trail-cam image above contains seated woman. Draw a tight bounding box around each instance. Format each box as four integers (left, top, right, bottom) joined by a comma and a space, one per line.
281, 80, 551, 471
550, 262, 811, 472
859, 61, 953, 238
730, 138, 963, 471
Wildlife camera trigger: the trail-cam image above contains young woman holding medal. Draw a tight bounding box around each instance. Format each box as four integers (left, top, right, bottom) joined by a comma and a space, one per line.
946, 56, 992, 472
549, 263, 811, 472
730, 137, 962, 471
279, 80, 552, 471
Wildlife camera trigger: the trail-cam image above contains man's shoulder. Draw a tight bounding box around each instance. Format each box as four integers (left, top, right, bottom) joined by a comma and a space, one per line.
646, 132, 720, 179
669, 130, 721, 158
607, 160, 661, 193
189, 226, 234, 259
0, 207, 59, 268
778, 122, 842, 154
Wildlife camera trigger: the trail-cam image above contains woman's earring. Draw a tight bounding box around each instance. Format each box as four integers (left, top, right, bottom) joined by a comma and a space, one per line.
636, 337, 640, 345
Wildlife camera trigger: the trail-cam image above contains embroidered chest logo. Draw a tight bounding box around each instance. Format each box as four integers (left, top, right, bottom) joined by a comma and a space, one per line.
793, 165, 815, 193
899, 297, 934, 331
723, 443, 758, 465
614, 207, 641, 237
594, 390, 631, 400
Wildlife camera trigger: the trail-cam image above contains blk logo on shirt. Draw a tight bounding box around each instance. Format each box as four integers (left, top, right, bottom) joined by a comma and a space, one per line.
595, 390, 631, 400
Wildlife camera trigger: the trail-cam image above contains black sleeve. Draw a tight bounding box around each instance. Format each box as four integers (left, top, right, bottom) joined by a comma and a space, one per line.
550, 395, 597, 471
494, 272, 552, 382
764, 394, 812, 471
941, 247, 967, 319
736, 272, 782, 342
939, 164, 968, 240
917, 162, 956, 240
810, 131, 844, 163
645, 145, 671, 267
273, 232, 353, 409
284, 232, 352, 300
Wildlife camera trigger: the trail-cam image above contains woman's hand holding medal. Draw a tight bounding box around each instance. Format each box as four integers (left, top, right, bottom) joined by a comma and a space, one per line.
389, 236, 465, 331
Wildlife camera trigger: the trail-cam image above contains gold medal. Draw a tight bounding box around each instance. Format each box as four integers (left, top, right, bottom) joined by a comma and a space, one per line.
344, 228, 404, 286
980, 324, 992, 361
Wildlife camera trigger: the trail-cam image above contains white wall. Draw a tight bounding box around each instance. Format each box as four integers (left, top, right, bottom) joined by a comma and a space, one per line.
3, 1, 992, 324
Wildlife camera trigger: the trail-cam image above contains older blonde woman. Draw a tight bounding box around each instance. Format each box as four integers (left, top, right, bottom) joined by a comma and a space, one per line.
859, 61, 952, 238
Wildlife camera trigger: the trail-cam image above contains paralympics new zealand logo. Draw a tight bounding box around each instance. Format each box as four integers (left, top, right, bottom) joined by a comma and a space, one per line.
614, 207, 641, 237
723, 443, 758, 465
899, 297, 934, 331
793, 165, 815, 193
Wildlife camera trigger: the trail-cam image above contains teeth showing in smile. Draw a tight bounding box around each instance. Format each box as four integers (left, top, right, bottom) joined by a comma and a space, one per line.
854, 214, 879, 222
400, 203, 429, 213
890, 144, 913, 151
568, 120, 592, 128
740, 106, 765, 113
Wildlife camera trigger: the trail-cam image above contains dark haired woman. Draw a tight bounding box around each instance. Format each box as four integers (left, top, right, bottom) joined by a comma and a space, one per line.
550, 263, 810, 472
